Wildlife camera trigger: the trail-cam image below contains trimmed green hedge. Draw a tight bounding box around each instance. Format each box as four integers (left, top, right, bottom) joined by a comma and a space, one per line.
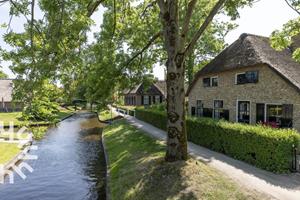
135, 108, 300, 173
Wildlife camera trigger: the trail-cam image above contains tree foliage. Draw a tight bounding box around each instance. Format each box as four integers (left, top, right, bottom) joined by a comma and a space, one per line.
271, 0, 300, 61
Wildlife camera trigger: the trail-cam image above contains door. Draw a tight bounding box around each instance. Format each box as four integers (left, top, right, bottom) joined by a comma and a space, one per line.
238, 101, 250, 124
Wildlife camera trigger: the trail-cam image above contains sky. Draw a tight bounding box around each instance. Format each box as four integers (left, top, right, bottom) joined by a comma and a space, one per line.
0, 0, 298, 80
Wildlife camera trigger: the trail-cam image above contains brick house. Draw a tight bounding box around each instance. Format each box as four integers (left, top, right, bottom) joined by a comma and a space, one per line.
123, 81, 166, 106
0, 79, 23, 112
187, 33, 300, 131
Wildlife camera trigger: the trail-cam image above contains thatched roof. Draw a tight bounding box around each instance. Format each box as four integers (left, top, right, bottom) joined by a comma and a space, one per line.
154, 80, 167, 97
0, 79, 13, 102
123, 81, 167, 97
187, 33, 300, 95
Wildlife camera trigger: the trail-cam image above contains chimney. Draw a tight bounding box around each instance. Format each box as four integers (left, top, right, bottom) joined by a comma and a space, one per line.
290, 34, 300, 52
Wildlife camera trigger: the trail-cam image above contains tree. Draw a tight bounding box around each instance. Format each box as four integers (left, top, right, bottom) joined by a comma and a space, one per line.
271, 0, 300, 61
155, 0, 254, 161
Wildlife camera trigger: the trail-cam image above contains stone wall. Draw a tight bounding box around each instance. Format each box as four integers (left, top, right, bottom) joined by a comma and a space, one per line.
188, 64, 300, 132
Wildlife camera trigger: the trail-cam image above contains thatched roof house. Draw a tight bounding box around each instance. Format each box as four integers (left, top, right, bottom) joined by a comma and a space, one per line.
0, 79, 23, 112
123, 81, 166, 106
187, 33, 300, 94
187, 33, 300, 131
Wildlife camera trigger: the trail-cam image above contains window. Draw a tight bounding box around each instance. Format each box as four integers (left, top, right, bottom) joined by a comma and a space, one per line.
155, 95, 160, 104
203, 78, 211, 87
266, 104, 293, 128
196, 100, 203, 117
203, 77, 218, 87
236, 71, 258, 84
214, 100, 223, 109
246, 71, 259, 83
213, 100, 228, 120
211, 77, 218, 87
238, 101, 250, 124
143, 95, 149, 105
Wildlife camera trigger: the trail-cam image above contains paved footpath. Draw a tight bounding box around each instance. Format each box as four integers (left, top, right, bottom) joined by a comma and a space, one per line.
112, 108, 300, 200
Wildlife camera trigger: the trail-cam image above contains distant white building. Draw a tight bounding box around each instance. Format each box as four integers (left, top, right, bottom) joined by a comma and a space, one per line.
0, 79, 23, 112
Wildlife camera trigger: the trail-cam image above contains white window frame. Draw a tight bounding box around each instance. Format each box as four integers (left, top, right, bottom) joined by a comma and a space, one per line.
211, 76, 218, 87
236, 100, 251, 124
235, 72, 246, 85
264, 103, 283, 123
213, 99, 224, 119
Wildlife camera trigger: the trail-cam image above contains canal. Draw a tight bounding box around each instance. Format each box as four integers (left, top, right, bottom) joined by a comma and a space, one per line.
0, 112, 107, 200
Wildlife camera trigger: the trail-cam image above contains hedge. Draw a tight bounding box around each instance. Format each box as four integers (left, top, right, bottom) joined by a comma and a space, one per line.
135, 108, 300, 173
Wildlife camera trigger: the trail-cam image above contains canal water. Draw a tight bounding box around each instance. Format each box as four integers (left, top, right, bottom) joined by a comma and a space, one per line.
0, 112, 107, 200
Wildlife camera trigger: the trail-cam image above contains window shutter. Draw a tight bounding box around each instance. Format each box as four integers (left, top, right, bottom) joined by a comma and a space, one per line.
283, 104, 293, 119
141, 96, 144, 105
224, 110, 229, 121
191, 107, 196, 116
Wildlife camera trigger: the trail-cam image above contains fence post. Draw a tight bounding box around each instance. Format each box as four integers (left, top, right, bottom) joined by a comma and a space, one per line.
292, 145, 299, 172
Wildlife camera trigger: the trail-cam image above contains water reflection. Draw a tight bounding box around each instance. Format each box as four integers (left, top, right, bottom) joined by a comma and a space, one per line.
0, 112, 106, 200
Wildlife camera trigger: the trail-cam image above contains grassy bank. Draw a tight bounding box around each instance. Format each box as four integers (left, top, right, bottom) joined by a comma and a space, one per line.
99, 110, 116, 121
0, 108, 73, 126
0, 143, 21, 164
103, 120, 269, 200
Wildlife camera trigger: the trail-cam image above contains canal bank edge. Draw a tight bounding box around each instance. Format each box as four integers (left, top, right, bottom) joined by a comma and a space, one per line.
1, 139, 33, 183
95, 111, 111, 200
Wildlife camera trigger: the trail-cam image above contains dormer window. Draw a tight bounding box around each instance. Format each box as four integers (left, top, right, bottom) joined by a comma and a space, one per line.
236, 71, 258, 84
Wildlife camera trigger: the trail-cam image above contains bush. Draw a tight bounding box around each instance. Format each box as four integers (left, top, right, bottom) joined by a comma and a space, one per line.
135, 108, 300, 173
22, 97, 59, 122
135, 108, 167, 131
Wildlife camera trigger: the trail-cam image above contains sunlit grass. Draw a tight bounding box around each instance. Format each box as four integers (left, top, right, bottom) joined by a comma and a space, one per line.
0, 133, 30, 140
99, 110, 116, 121
103, 120, 270, 200
0, 143, 21, 164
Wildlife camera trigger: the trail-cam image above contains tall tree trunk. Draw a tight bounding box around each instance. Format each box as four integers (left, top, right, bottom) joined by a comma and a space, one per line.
160, 1, 188, 161
158, 0, 226, 161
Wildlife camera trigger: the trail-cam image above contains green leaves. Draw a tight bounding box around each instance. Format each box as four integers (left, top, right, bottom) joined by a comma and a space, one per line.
271, 17, 300, 61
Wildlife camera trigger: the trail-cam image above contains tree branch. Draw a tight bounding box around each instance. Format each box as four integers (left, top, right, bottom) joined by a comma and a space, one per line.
184, 0, 226, 56
284, 0, 300, 15
140, 0, 158, 18
30, 0, 35, 49
124, 31, 162, 67
9, 0, 45, 42
181, 0, 197, 38
87, 0, 105, 17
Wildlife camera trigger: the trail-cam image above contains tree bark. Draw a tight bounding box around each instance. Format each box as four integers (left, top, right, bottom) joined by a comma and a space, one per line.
159, 0, 188, 161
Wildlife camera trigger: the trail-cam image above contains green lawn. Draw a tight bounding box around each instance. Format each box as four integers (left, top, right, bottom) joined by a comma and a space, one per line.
0, 143, 21, 164
99, 110, 116, 121
0, 133, 29, 140
103, 120, 269, 200
0, 108, 74, 126
0, 112, 23, 126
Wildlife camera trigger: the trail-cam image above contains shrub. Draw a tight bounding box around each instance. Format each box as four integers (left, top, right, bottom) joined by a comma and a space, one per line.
135, 108, 300, 173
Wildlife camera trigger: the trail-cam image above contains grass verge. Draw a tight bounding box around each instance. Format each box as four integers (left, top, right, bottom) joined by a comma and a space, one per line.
103, 120, 270, 200
0, 143, 21, 164
99, 110, 116, 121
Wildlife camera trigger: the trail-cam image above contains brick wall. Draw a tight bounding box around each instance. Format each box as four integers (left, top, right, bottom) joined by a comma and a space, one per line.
188, 64, 300, 132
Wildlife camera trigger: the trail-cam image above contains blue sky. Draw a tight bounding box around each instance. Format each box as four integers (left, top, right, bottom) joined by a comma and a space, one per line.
0, 0, 298, 80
